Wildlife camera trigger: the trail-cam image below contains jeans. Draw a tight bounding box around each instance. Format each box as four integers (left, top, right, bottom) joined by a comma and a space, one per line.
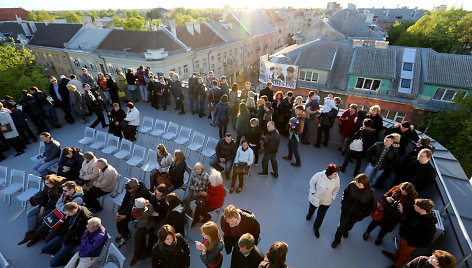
198, 99, 205, 116
315, 124, 330, 146
27, 206, 50, 232
334, 214, 357, 243
308, 203, 330, 231
342, 149, 363, 174
42, 105, 59, 127
287, 138, 301, 165
41, 236, 77, 267
210, 156, 233, 179
189, 94, 198, 113
138, 85, 148, 101
161, 93, 167, 110
33, 157, 60, 177
211, 110, 216, 125
364, 163, 383, 186
65, 252, 97, 268
262, 153, 278, 175
103, 91, 111, 104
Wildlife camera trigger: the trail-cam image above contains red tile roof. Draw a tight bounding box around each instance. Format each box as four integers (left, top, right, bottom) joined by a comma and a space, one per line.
0, 8, 29, 21
265, 10, 282, 22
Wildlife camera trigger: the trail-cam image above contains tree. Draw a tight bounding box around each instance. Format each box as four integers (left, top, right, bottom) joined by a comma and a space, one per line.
37, 10, 54, 22
112, 15, 122, 27
123, 16, 145, 31
420, 95, 472, 178
99, 10, 109, 18
27, 12, 37, 21
174, 13, 195, 26
386, 21, 414, 44
64, 11, 83, 23
0, 39, 49, 101
75, 10, 84, 16
146, 8, 162, 20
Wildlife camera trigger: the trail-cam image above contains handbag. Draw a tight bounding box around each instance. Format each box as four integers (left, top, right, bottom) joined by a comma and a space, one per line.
308, 193, 320, 207
43, 208, 65, 230
370, 202, 384, 221
0, 123, 13, 133
233, 162, 249, 174
349, 138, 363, 152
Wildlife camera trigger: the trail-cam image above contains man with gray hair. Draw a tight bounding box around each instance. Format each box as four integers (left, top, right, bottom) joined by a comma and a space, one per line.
83, 158, 118, 213
65, 217, 107, 268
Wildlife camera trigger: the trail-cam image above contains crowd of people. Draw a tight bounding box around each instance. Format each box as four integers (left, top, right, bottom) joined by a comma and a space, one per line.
0, 67, 458, 268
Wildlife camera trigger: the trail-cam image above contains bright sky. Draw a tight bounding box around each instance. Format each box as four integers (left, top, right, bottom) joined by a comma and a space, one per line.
3, 0, 471, 11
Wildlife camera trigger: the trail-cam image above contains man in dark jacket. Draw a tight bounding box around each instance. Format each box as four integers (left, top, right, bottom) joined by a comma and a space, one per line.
210, 133, 237, 180
115, 178, 151, 248
195, 77, 207, 118
332, 174, 377, 248
49, 76, 74, 124
220, 205, 260, 255
208, 80, 223, 125
231, 233, 264, 268
41, 202, 93, 267
279, 91, 294, 135
365, 134, 400, 187
57, 147, 84, 182
19, 90, 50, 133
282, 106, 305, 167
3, 101, 37, 144
172, 73, 185, 115
382, 199, 437, 268
385, 121, 419, 157
258, 121, 280, 178
30, 86, 61, 128
188, 72, 198, 114
393, 149, 436, 193
259, 82, 274, 101
83, 84, 107, 128
33, 132, 61, 177
65, 217, 107, 268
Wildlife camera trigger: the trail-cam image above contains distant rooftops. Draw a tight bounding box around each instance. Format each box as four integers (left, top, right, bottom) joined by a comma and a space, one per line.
166, 22, 225, 50
358, 7, 425, 23
28, 23, 83, 48
0, 8, 29, 21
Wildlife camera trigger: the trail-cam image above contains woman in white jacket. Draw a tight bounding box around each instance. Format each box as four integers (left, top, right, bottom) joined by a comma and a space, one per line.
123, 102, 140, 141
306, 163, 340, 238
230, 140, 254, 193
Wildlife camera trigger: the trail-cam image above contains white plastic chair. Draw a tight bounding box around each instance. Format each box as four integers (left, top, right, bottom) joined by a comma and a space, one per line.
126, 145, 146, 176
112, 177, 130, 211
30, 141, 45, 162
78, 127, 95, 150
89, 131, 108, 151
186, 131, 205, 159
113, 139, 133, 167
0, 250, 8, 268
150, 119, 167, 144
101, 134, 120, 156
138, 116, 154, 142
174, 127, 192, 149
103, 243, 125, 268
16, 174, 42, 209
162, 122, 179, 140
0, 166, 7, 187
140, 149, 158, 183
200, 137, 219, 162
0, 169, 26, 205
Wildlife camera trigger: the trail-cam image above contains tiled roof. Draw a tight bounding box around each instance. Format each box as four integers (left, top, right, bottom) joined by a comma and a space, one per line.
228, 11, 276, 37
0, 21, 27, 41
358, 8, 425, 23
328, 41, 354, 90
206, 21, 251, 43
28, 23, 83, 48
423, 49, 472, 89
275, 39, 339, 71
65, 28, 112, 51
96, 29, 187, 55
327, 9, 385, 39
264, 10, 283, 22
348, 46, 396, 79
0, 8, 29, 21
166, 23, 225, 50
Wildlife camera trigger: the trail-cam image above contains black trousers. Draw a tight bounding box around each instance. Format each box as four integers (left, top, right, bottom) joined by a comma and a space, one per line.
16, 124, 36, 143
342, 149, 363, 174
7, 137, 25, 153
262, 153, 278, 174
365, 220, 389, 240
301, 118, 311, 143
308, 203, 330, 231
316, 124, 330, 146
29, 112, 50, 133
124, 125, 138, 141
61, 105, 75, 124
116, 214, 133, 236
194, 201, 217, 222
89, 109, 107, 128
334, 214, 357, 243
218, 124, 228, 139
249, 144, 260, 164
83, 186, 109, 209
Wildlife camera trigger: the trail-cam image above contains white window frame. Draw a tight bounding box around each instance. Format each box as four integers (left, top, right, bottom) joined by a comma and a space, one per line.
432, 88, 469, 102
401, 78, 411, 89
73, 60, 81, 68
403, 62, 413, 71
202, 59, 207, 67
355, 77, 381, 91
195, 60, 200, 70
298, 70, 319, 82
183, 64, 188, 74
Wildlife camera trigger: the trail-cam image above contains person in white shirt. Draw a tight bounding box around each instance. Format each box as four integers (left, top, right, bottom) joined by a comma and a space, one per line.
306, 164, 341, 238
230, 140, 254, 194
123, 102, 140, 141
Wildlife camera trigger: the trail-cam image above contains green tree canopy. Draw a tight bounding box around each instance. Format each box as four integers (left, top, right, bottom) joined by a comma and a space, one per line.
75, 10, 84, 16
64, 11, 83, 23
99, 10, 109, 18
123, 16, 145, 31
420, 95, 472, 177
37, 10, 54, 22
0, 40, 49, 101
146, 9, 162, 20
26, 12, 37, 21
386, 21, 414, 44
174, 13, 195, 26
112, 15, 122, 27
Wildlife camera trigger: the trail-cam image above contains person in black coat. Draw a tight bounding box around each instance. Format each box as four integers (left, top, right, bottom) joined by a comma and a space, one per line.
393, 149, 436, 194
195, 77, 207, 118
259, 82, 274, 101
149, 184, 168, 248
171, 74, 185, 114
57, 147, 84, 181
230, 233, 264, 268
382, 199, 437, 268
385, 121, 419, 157
107, 103, 126, 138
365, 134, 400, 187
214, 95, 230, 139
331, 174, 377, 248
3, 101, 37, 144
115, 178, 151, 247
152, 224, 190, 268
105, 73, 120, 104
167, 150, 187, 192
148, 75, 159, 109
246, 118, 262, 164
210, 133, 238, 180
366, 105, 383, 142
83, 84, 107, 129
165, 193, 186, 236
41, 202, 93, 267
19, 90, 50, 132
258, 121, 280, 177
30, 86, 61, 128
48, 76, 74, 124
279, 92, 294, 136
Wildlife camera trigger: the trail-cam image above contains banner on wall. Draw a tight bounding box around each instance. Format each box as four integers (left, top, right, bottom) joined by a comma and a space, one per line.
259, 54, 298, 89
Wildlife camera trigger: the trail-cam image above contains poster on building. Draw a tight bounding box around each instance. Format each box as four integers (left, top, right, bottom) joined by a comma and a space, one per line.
259, 55, 298, 89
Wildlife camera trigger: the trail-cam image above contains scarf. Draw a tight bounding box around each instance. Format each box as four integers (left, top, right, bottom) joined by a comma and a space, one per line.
132, 206, 148, 218
160, 239, 177, 253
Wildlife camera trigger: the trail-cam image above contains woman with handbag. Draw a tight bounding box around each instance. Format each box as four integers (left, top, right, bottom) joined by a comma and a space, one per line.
149, 144, 174, 192
107, 103, 126, 138
363, 182, 418, 245
182, 162, 209, 214
306, 164, 340, 238
191, 169, 225, 227
230, 140, 254, 193
0, 102, 25, 156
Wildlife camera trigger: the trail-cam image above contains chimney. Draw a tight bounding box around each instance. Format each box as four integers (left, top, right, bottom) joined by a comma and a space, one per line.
170, 25, 177, 38
194, 21, 200, 34
28, 21, 37, 33
186, 22, 194, 35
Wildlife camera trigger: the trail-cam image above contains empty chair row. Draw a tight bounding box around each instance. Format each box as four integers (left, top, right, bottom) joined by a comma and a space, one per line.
0, 166, 42, 207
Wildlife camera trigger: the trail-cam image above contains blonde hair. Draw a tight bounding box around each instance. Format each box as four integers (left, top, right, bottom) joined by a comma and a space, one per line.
246, 97, 256, 108
194, 162, 205, 172
294, 96, 303, 104
370, 105, 381, 114
223, 205, 239, 220
208, 169, 223, 187
67, 85, 77, 92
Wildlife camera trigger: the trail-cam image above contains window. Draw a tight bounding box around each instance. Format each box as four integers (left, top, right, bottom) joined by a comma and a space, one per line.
234, 48, 238, 55
211, 64, 215, 72
217, 67, 221, 76
403, 62, 413, 71
217, 54, 221, 62
401, 79, 411, 88
355, 77, 381, 91
195, 60, 200, 70
73, 60, 81, 68
63, 56, 68, 64
432, 88, 468, 102
202, 59, 207, 67
211, 55, 214, 62
170, 68, 176, 72
224, 52, 227, 59
178, 67, 181, 75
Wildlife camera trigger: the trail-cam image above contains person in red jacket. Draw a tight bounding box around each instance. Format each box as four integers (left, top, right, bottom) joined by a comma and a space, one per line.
338, 104, 357, 154
191, 169, 225, 227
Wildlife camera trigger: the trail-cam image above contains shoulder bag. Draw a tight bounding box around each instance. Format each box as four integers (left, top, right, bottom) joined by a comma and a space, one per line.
43, 208, 65, 230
